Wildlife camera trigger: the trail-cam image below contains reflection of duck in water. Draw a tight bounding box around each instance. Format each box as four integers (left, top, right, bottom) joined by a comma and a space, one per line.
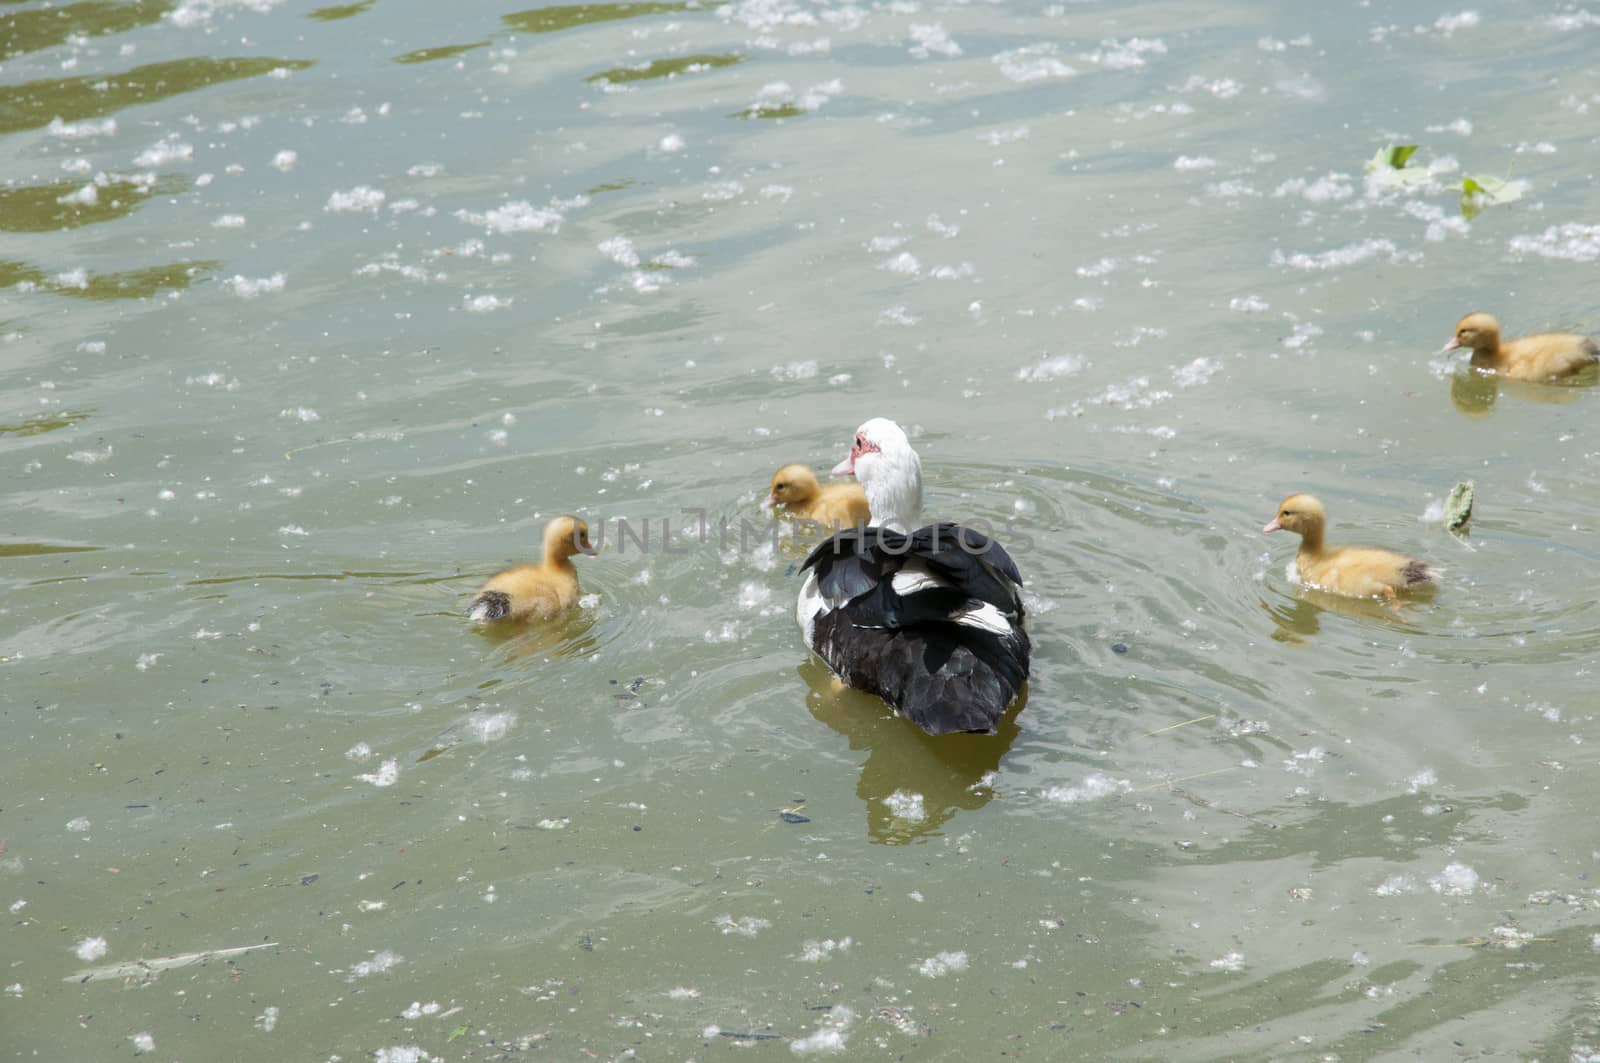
1262, 593, 1321, 644
1260, 585, 1429, 643
475, 607, 602, 663
798, 657, 1022, 844
468, 516, 597, 622
1449, 367, 1498, 416
1442, 312, 1599, 381
1450, 365, 1586, 417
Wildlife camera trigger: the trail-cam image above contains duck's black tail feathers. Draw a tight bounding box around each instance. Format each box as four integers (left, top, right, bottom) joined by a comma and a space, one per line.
803, 522, 1031, 735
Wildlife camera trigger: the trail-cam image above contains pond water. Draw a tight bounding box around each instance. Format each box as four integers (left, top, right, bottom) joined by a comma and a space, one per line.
5, 0, 1600, 1058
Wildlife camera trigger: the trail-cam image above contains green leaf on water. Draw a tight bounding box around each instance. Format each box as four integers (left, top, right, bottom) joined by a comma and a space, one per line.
447, 1025, 468, 1042
1367, 145, 1419, 172
1444, 481, 1474, 531
1459, 175, 1522, 219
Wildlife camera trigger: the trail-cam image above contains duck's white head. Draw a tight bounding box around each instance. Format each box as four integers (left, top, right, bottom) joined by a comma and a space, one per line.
830, 417, 922, 532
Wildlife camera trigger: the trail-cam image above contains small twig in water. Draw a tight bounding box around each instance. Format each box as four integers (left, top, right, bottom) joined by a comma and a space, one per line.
67, 942, 278, 983
1174, 789, 1280, 829
1131, 766, 1237, 793
1142, 714, 1216, 738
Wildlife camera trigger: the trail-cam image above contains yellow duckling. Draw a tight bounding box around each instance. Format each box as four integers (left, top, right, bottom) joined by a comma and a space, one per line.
1442, 312, 1599, 381
468, 515, 597, 622
763, 463, 870, 529
1263, 493, 1433, 600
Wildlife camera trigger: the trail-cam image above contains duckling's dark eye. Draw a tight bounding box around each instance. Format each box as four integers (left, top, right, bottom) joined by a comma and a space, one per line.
776, 482, 787, 490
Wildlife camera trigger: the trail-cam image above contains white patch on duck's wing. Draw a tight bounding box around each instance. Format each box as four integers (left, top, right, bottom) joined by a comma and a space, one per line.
948, 600, 1016, 636
889, 562, 942, 597
796, 570, 830, 646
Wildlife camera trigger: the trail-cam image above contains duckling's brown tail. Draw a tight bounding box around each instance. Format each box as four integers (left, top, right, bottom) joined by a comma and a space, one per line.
1402, 560, 1433, 587
468, 590, 513, 621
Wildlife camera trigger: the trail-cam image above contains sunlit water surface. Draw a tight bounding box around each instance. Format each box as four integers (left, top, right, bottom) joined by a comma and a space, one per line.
5, 0, 1600, 1058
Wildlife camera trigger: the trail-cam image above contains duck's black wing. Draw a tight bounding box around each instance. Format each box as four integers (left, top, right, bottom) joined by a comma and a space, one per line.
800, 523, 1031, 735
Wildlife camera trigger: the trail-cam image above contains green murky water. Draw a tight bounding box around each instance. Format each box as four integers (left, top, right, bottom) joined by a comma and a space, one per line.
5, 0, 1600, 1059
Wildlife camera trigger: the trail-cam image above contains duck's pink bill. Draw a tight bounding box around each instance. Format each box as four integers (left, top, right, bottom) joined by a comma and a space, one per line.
760, 495, 776, 511
580, 544, 600, 556
1262, 518, 1282, 533
830, 455, 855, 477
1440, 337, 1462, 352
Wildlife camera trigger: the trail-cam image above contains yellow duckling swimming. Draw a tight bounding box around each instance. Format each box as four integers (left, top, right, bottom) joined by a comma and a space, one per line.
467, 515, 597, 622
1263, 493, 1433, 600
1442, 312, 1598, 381
763, 463, 870, 530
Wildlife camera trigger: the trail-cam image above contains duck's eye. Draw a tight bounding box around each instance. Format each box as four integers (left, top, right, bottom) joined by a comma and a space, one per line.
776, 482, 787, 490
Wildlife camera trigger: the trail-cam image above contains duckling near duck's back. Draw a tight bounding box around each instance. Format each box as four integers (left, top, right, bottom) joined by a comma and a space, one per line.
1443, 312, 1599, 381
468, 515, 598, 622
764, 463, 870, 529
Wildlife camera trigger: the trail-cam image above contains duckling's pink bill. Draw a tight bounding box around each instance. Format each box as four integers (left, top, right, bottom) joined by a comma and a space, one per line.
830, 455, 854, 477
761, 495, 776, 511
1262, 518, 1282, 533
1440, 337, 1462, 352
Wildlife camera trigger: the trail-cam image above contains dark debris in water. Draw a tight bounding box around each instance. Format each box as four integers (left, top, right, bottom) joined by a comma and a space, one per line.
780, 811, 811, 824
717, 1031, 782, 1041
609, 676, 648, 701
1111, 642, 1129, 655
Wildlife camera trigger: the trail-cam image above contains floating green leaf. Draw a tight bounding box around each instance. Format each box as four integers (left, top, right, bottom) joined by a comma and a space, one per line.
1459, 174, 1522, 219
1365, 145, 1431, 189
1366, 145, 1418, 172
447, 1026, 468, 1043
1444, 481, 1474, 532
